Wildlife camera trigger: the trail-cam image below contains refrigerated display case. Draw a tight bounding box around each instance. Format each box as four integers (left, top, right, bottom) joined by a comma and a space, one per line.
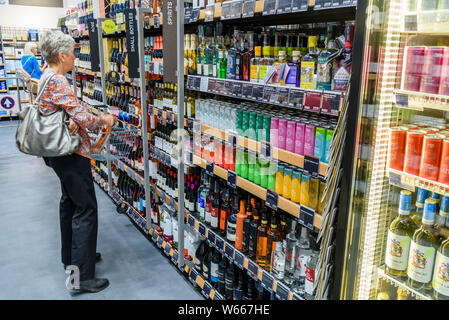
337, 0, 449, 300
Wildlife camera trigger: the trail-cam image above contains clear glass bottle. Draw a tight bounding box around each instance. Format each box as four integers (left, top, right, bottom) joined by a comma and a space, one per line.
213, 23, 226, 78
300, 36, 318, 90
271, 240, 285, 280
258, 32, 274, 83
250, 34, 262, 83
286, 50, 301, 87
203, 26, 214, 77
226, 29, 238, 80
196, 25, 206, 76
284, 219, 297, 285
271, 50, 287, 84
317, 25, 339, 91
242, 31, 254, 82
292, 226, 311, 295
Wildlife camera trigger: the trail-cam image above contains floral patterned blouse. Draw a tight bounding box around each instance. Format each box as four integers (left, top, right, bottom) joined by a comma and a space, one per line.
38, 70, 100, 158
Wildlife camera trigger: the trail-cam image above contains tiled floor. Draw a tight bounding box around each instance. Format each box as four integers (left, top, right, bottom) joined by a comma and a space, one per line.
0, 120, 202, 300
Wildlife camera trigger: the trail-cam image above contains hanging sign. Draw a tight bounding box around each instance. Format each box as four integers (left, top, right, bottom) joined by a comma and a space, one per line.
87, 19, 100, 72
125, 9, 140, 78
102, 19, 117, 35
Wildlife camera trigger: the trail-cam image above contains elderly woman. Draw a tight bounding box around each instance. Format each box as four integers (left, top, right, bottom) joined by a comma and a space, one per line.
38, 31, 115, 294
21, 42, 47, 80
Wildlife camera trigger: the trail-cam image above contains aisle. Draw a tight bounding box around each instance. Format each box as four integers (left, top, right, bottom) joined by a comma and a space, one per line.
0, 121, 202, 300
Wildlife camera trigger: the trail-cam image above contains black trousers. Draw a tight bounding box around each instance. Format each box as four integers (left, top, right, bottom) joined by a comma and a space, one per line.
46, 154, 98, 281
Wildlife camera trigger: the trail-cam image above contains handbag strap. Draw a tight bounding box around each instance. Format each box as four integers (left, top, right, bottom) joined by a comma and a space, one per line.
35, 71, 57, 103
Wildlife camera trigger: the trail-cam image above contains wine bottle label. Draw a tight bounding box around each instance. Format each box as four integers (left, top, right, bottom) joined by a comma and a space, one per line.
210, 262, 219, 283
407, 241, 436, 283
332, 66, 350, 92
317, 57, 332, 86
250, 65, 259, 81
385, 232, 411, 271
211, 207, 219, 228
305, 265, 315, 295
297, 254, 309, 277
300, 61, 315, 90
432, 251, 449, 296
203, 265, 209, 279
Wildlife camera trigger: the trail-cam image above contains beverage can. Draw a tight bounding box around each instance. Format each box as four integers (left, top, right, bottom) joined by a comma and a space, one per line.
314, 127, 327, 162
403, 46, 426, 91
294, 122, 306, 156
242, 111, 249, 137
318, 177, 327, 215
278, 119, 287, 150
304, 124, 316, 157
300, 173, 311, 207
389, 127, 407, 171
438, 138, 449, 184
270, 117, 279, 148
275, 164, 285, 195
282, 166, 293, 200
254, 156, 261, 186
241, 149, 249, 179
420, 47, 445, 94
263, 115, 271, 143
404, 130, 425, 176
256, 114, 265, 142
399, 190, 412, 215
247, 150, 256, 182
290, 169, 302, 204
286, 120, 297, 153
267, 160, 277, 191
260, 158, 269, 189
309, 176, 319, 211
420, 133, 444, 181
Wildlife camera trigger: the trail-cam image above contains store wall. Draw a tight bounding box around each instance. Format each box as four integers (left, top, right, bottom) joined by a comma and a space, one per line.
0, 1, 67, 29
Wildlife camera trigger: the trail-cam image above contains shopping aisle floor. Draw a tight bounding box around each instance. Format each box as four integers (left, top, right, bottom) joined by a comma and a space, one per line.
0, 121, 202, 300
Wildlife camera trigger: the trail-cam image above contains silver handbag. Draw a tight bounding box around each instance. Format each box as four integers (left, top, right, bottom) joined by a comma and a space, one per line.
15, 72, 81, 157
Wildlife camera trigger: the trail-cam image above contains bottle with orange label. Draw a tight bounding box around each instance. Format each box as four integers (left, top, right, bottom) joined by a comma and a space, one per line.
256, 208, 269, 268
234, 199, 247, 250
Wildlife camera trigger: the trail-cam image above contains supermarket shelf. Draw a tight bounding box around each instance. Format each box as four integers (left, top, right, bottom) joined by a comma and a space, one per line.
388, 168, 449, 197
185, 1, 356, 27
395, 89, 449, 112
377, 266, 433, 300
186, 212, 302, 300
112, 157, 145, 187
76, 67, 101, 77
201, 123, 329, 177
186, 75, 343, 117
193, 154, 323, 230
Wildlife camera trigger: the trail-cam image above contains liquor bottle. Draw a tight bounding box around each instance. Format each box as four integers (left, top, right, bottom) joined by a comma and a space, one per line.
273, 32, 281, 60
256, 209, 269, 267
226, 29, 238, 80
407, 198, 439, 290
271, 238, 285, 280
210, 180, 221, 231
300, 36, 318, 90
317, 25, 339, 91
196, 25, 206, 76
205, 177, 215, 227
304, 236, 319, 298
217, 254, 227, 294
258, 32, 274, 83
411, 188, 430, 227
242, 32, 254, 82
235, 199, 247, 250
385, 190, 417, 277
225, 261, 235, 300
284, 219, 297, 285
286, 51, 301, 87
210, 247, 220, 288
203, 26, 214, 77
250, 34, 262, 83
219, 188, 230, 236
266, 213, 281, 272
332, 23, 354, 92
194, 237, 206, 274
292, 227, 311, 295
248, 208, 260, 259
242, 199, 253, 255
233, 272, 243, 300
433, 235, 449, 300
202, 242, 214, 280
271, 50, 287, 84
197, 172, 210, 222
235, 33, 246, 81
227, 194, 239, 245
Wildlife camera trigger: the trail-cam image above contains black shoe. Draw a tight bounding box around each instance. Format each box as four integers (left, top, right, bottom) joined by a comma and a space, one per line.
70, 278, 109, 294
64, 253, 102, 270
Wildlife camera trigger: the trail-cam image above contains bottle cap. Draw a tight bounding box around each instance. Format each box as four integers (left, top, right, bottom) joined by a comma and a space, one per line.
422, 198, 437, 225
398, 190, 412, 216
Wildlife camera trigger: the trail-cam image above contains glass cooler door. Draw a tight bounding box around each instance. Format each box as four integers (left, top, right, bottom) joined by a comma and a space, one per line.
339, 0, 449, 300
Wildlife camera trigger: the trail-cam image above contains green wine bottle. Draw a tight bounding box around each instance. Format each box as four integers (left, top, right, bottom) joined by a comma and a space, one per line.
433, 237, 449, 300
407, 198, 439, 291
385, 190, 417, 277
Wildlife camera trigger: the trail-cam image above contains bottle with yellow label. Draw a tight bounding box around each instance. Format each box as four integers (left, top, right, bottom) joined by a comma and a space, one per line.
300, 36, 318, 90
291, 169, 302, 204
250, 36, 262, 83
282, 166, 293, 200
275, 164, 285, 195
299, 173, 311, 208
385, 190, 417, 277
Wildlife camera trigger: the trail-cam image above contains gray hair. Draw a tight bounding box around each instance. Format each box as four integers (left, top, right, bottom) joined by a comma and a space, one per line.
39, 30, 75, 65
24, 42, 38, 56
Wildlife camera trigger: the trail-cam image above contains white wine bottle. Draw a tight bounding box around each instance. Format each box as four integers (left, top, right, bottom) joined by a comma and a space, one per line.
385, 190, 417, 277
407, 198, 439, 290
432, 236, 449, 300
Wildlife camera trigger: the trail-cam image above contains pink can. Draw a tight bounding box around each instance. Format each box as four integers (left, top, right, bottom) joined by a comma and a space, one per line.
270, 118, 279, 148
420, 47, 445, 94
286, 120, 296, 153
295, 122, 305, 156
278, 119, 287, 150
304, 123, 316, 157
403, 46, 426, 91
439, 47, 449, 95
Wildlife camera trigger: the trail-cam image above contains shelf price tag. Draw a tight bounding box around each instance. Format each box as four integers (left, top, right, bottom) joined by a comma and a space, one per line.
291, 0, 308, 11
231, 82, 243, 97
275, 87, 290, 106
193, 120, 202, 135
321, 91, 341, 116
164, 243, 171, 256
242, 83, 254, 99
207, 229, 216, 245
263, 85, 277, 103
247, 260, 259, 281
234, 251, 244, 270
157, 236, 164, 248
207, 78, 216, 93
172, 250, 179, 263
184, 7, 192, 24
199, 223, 206, 237
242, 0, 256, 17
314, 0, 324, 9
189, 268, 198, 284
275, 282, 289, 300
266, 189, 279, 211
395, 93, 409, 107
227, 170, 237, 189
262, 272, 274, 293
201, 281, 212, 299
277, 0, 293, 14
200, 77, 209, 92
206, 161, 215, 176
221, 1, 233, 19
263, 0, 277, 15
299, 205, 315, 231
188, 214, 195, 227
204, 5, 215, 22
323, 0, 333, 8
304, 155, 320, 178
224, 81, 233, 95
252, 84, 265, 101
215, 236, 225, 253
152, 231, 159, 242
288, 88, 305, 109
303, 90, 322, 113
190, 8, 200, 23
231, 0, 243, 19
224, 243, 235, 260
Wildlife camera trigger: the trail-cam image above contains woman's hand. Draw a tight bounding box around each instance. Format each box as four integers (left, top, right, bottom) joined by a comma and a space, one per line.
68, 118, 79, 135
99, 114, 117, 128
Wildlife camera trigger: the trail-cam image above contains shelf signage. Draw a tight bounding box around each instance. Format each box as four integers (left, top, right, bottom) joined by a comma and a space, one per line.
201, 282, 212, 298
322, 91, 341, 116
242, 0, 255, 18
275, 282, 289, 300
163, 1, 178, 83
231, 0, 243, 19
277, 0, 293, 14
299, 205, 315, 230
221, 1, 233, 20
252, 84, 264, 101
291, 0, 308, 11
87, 19, 100, 72
231, 82, 243, 97
263, 0, 277, 15
288, 87, 305, 109
207, 228, 216, 245
205, 5, 215, 22
234, 251, 244, 270
190, 8, 200, 23
265, 189, 279, 211
262, 272, 274, 292
225, 243, 235, 260
206, 161, 215, 176
303, 90, 322, 113
242, 83, 253, 99
227, 170, 237, 189
184, 7, 192, 24
247, 260, 259, 281
303, 154, 320, 178
125, 9, 140, 78
199, 223, 206, 237
215, 236, 225, 253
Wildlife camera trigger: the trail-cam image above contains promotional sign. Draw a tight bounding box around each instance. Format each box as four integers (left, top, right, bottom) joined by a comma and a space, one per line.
125, 9, 140, 78
87, 19, 100, 72
163, 0, 178, 83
